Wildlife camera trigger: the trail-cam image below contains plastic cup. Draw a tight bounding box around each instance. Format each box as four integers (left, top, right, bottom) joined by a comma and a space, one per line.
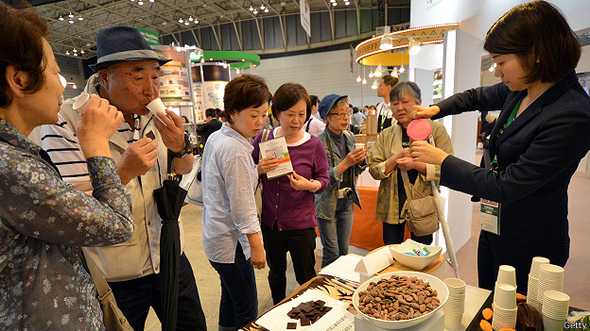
494, 283, 517, 309
530, 256, 550, 277
146, 97, 167, 117
354, 142, 365, 150
497, 265, 517, 287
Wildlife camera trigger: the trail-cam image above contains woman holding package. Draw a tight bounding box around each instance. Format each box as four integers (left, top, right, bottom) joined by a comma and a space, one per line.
253, 83, 330, 304
201, 74, 271, 330
409, 1, 590, 292
0, 4, 133, 330
368, 82, 452, 246
315, 94, 367, 267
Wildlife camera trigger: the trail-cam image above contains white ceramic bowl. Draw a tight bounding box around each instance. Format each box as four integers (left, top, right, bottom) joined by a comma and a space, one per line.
390, 240, 442, 270
353, 271, 449, 330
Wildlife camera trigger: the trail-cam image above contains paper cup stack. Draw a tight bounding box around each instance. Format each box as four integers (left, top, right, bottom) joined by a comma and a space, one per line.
443, 278, 466, 330
492, 265, 518, 330
536, 264, 565, 305
542, 290, 569, 331
527, 256, 550, 309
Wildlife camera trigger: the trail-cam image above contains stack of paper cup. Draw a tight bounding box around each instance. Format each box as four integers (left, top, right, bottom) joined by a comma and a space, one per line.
492, 283, 518, 330
542, 290, 569, 331
497, 265, 517, 287
527, 256, 550, 309
443, 278, 466, 330
536, 264, 565, 305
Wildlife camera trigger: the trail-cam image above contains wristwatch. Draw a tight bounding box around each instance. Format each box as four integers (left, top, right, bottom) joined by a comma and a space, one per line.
169, 131, 193, 158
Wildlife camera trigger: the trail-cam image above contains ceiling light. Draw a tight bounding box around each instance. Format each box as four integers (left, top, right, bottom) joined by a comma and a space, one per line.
77, 17, 83, 21
330, 0, 336, 3
149, 0, 155, 2
249, 5, 254, 11
68, 19, 74, 24
68, 12, 74, 18
362, 78, 367, 85
66, 50, 70, 55
399, 65, 406, 74
264, 8, 269, 12
73, 48, 77, 53
195, 20, 199, 24
331, 2, 337, 6
188, 16, 194, 21
260, 5, 265, 10
72, 83, 78, 89
253, 9, 258, 14
178, 18, 183, 23
130, 0, 135, 2
81, 49, 85, 54
374, 65, 383, 78
138, 1, 143, 5
356, 75, 361, 83
184, 21, 189, 25
371, 80, 379, 90
58, 16, 64, 21
344, 1, 350, 5
86, 43, 91, 47
368, 71, 374, 78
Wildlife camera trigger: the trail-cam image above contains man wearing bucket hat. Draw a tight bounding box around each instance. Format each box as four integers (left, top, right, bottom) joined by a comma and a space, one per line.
315, 94, 367, 267
34, 26, 206, 330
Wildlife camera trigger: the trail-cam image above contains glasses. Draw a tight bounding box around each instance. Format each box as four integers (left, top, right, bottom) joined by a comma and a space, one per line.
328, 111, 352, 118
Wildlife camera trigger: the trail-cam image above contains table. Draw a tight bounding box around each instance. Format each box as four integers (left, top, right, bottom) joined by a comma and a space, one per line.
243, 257, 491, 331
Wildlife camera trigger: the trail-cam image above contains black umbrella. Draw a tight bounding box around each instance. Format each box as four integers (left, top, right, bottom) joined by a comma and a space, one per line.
154, 173, 186, 331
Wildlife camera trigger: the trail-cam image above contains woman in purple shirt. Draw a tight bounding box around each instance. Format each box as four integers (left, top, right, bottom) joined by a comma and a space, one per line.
252, 83, 330, 304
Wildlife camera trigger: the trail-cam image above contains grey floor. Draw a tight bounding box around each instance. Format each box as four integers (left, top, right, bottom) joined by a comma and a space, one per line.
145, 172, 590, 331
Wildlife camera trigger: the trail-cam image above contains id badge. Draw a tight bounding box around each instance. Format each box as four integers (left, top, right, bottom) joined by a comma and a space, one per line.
480, 199, 501, 235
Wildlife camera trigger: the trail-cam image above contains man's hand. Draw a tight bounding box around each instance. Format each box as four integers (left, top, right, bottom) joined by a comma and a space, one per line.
154, 110, 185, 153
117, 138, 158, 184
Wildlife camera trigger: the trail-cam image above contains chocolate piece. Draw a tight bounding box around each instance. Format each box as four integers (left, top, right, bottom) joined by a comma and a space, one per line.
287, 322, 297, 329
301, 317, 311, 326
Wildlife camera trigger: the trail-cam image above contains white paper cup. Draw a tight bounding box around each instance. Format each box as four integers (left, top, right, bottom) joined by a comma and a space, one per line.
444, 310, 463, 330
494, 283, 517, 309
542, 315, 565, 331
146, 98, 167, 117
497, 265, 517, 287
72, 91, 90, 112
492, 307, 517, 330
354, 143, 365, 150
537, 281, 565, 304
530, 256, 550, 277
539, 264, 565, 283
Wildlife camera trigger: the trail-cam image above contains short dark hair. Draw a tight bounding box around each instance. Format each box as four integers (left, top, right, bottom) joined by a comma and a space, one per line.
390, 81, 422, 104
0, 3, 48, 107
271, 83, 311, 122
310, 95, 319, 107
223, 74, 271, 123
381, 75, 399, 88
484, 1, 580, 83
205, 108, 217, 118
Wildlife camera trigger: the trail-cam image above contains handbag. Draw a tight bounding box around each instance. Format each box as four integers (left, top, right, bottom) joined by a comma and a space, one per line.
400, 170, 440, 237
83, 252, 134, 331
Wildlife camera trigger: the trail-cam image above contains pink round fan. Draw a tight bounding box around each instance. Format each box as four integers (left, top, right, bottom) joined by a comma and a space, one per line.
407, 119, 432, 141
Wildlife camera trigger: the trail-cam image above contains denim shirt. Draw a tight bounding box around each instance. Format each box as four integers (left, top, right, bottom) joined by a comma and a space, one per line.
0, 120, 133, 330
201, 125, 261, 263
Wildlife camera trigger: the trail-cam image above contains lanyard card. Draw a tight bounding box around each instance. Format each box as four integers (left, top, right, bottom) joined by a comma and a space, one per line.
480, 199, 501, 235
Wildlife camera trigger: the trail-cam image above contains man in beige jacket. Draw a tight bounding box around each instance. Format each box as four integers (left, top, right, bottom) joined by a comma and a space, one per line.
368, 81, 453, 245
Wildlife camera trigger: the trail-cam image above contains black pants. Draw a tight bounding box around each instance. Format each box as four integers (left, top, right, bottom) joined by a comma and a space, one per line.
108, 254, 207, 331
262, 225, 317, 304
209, 243, 258, 330
382, 222, 433, 245
477, 231, 569, 294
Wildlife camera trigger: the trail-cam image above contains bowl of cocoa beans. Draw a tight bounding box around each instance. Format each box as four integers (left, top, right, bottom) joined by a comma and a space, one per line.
352, 271, 449, 329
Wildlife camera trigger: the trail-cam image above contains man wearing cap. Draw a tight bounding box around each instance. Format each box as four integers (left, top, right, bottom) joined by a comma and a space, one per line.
34, 26, 206, 330
376, 75, 399, 133
314, 94, 367, 267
